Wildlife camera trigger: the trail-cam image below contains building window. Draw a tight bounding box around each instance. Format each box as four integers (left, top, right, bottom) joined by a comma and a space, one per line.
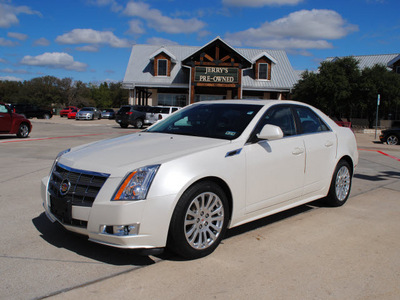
158, 59, 167, 76
396, 66, 400, 74
158, 93, 187, 106
259, 63, 268, 80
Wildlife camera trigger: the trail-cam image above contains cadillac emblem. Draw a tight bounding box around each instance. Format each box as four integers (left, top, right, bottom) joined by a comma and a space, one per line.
59, 179, 71, 196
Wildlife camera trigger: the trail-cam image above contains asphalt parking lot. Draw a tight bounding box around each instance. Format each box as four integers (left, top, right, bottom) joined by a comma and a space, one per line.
1, 117, 399, 300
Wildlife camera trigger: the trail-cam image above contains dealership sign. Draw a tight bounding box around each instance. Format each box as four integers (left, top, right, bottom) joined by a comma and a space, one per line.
195, 67, 238, 84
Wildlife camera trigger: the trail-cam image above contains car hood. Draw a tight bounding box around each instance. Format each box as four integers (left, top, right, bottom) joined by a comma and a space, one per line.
58, 132, 231, 176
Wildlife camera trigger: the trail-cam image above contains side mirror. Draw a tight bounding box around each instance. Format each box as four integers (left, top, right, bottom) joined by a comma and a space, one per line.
257, 124, 283, 140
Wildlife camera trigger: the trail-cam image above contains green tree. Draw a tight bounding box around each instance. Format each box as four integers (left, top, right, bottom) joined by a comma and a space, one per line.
293, 57, 361, 120
359, 64, 400, 127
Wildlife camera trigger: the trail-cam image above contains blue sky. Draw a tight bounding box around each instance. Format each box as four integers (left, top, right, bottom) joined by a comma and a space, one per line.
0, 0, 399, 83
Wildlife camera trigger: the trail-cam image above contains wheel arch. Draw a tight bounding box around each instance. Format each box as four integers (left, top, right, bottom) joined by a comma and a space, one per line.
338, 155, 354, 176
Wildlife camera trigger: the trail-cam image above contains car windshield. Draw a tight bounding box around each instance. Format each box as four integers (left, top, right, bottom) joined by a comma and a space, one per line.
80, 107, 92, 111
147, 103, 262, 140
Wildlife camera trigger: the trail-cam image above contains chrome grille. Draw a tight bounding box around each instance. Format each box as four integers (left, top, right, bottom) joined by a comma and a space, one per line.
48, 163, 109, 226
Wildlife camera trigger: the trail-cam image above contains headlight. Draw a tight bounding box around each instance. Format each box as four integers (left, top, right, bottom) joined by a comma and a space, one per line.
49, 148, 70, 175
113, 165, 160, 201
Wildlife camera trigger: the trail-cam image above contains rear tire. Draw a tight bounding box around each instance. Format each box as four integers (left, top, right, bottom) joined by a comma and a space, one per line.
168, 181, 229, 259
325, 160, 352, 207
120, 123, 128, 128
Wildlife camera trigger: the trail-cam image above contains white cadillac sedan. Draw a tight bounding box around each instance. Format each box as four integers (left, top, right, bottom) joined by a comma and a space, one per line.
41, 100, 358, 259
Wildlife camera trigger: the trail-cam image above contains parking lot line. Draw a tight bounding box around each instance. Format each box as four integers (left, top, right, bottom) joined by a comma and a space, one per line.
0, 131, 137, 144
359, 148, 400, 162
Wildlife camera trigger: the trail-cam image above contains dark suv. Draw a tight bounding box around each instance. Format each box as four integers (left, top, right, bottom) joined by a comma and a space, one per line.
11, 103, 53, 119
116, 105, 153, 128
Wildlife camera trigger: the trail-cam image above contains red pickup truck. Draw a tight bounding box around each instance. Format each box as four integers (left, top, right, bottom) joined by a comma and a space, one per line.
0, 102, 32, 138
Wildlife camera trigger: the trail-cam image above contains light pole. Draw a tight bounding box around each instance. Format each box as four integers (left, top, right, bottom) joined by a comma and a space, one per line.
375, 94, 380, 139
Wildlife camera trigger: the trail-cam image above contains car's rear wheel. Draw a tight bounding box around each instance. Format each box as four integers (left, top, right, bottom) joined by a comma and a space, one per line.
16, 123, 29, 138
119, 123, 128, 128
168, 181, 229, 259
325, 160, 352, 207
386, 134, 399, 145
43, 114, 50, 119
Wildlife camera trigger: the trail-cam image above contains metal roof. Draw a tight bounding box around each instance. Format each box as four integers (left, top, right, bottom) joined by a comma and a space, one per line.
123, 42, 299, 91
325, 54, 400, 70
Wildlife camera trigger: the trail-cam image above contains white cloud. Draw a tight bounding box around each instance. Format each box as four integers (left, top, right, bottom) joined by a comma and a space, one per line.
8, 32, 28, 41
223, 0, 303, 7
56, 29, 131, 48
76, 45, 99, 52
87, 0, 123, 12
0, 37, 18, 46
124, 1, 206, 34
34, 37, 50, 46
0, 2, 41, 28
128, 19, 145, 34
146, 37, 179, 46
225, 9, 358, 49
20, 52, 88, 72
0, 68, 29, 74
0, 58, 6, 63
0, 76, 22, 81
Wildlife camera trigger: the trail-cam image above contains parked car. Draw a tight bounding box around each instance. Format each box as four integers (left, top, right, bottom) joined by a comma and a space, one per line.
60, 106, 78, 117
100, 109, 116, 119
75, 107, 101, 120
153, 106, 181, 121
11, 103, 52, 119
115, 105, 152, 128
0, 103, 32, 138
42, 100, 358, 259
67, 108, 79, 119
379, 128, 400, 145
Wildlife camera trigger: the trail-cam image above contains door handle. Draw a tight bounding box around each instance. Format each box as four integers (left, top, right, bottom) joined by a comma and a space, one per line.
292, 147, 304, 155
325, 141, 334, 147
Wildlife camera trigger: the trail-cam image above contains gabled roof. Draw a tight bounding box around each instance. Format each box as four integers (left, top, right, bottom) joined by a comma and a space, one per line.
325, 54, 400, 70
251, 51, 278, 64
388, 54, 400, 68
149, 47, 177, 63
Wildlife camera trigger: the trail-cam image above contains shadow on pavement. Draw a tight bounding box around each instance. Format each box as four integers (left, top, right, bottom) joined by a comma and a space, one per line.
32, 213, 156, 266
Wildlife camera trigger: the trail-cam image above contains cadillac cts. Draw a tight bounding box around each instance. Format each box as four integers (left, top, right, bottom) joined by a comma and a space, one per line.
41, 100, 358, 259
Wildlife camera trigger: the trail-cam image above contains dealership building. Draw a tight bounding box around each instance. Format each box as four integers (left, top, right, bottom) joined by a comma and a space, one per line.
123, 37, 300, 107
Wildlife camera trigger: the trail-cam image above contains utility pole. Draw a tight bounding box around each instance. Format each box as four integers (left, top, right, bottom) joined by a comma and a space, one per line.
375, 94, 380, 139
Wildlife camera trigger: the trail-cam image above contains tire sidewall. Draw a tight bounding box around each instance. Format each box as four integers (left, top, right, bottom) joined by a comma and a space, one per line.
17, 123, 29, 138
326, 160, 352, 207
168, 181, 229, 259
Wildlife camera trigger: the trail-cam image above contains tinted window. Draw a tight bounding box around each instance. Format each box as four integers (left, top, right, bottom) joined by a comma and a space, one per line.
147, 103, 262, 140
294, 106, 330, 134
255, 105, 297, 137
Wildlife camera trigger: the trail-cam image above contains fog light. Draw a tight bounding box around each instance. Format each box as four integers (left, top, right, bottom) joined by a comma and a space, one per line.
99, 223, 139, 236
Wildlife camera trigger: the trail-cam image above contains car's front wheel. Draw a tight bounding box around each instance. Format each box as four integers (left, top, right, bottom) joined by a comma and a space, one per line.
386, 134, 399, 145
16, 123, 30, 138
168, 181, 229, 259
325, 160, 352, 207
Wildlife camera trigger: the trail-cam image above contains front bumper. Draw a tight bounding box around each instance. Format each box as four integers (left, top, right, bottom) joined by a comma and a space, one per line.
41, 176, 175, 249
76, 113, 93, 120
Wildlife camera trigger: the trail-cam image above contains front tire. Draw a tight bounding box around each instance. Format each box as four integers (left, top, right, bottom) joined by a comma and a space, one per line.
325, 160, 352, 207
386, 134, 399, 145
16, 123, 30, 138
168, 181, 229, 259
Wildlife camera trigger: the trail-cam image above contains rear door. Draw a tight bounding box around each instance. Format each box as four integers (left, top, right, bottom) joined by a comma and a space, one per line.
294, 105, 337, 196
